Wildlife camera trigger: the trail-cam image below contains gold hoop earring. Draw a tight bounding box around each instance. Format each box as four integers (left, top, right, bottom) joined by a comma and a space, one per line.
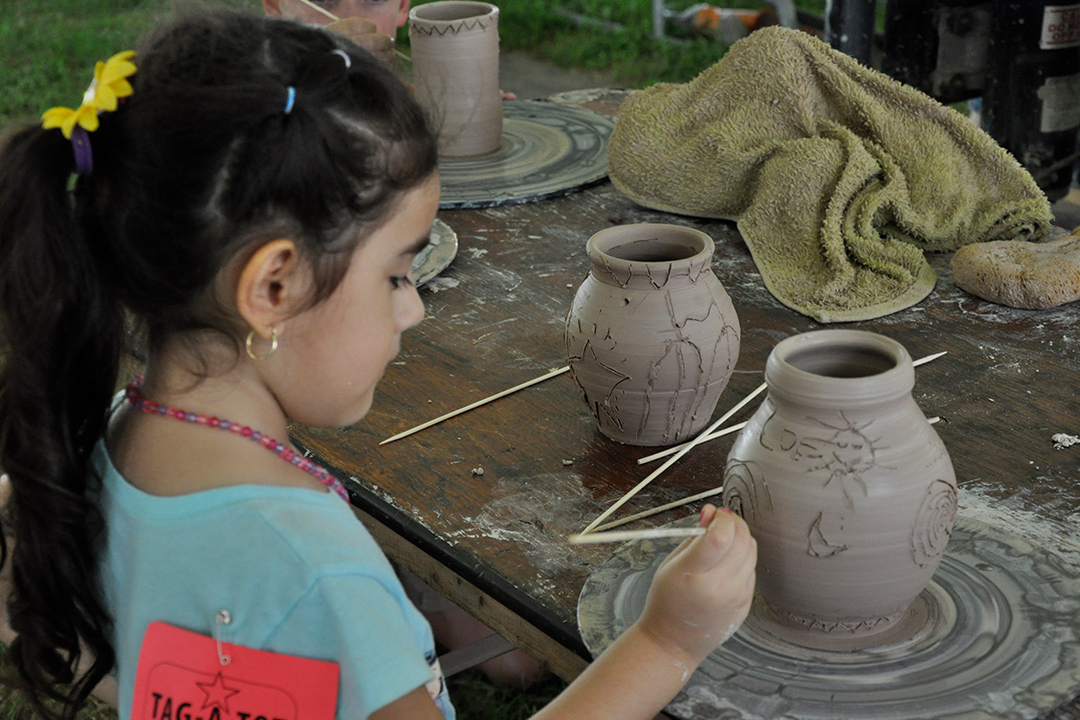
245, 327, 278, 361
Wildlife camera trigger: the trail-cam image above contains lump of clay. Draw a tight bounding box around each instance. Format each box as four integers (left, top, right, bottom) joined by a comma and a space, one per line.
951, 233, 1080, 309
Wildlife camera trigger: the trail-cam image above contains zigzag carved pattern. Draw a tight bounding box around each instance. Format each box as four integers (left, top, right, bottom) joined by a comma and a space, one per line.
411, 16, 496, 37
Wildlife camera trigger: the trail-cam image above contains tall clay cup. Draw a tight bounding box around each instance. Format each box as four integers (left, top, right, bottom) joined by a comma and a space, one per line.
565, 224, 740, 446
409, 1, 502, 157
723, 330, 957, 651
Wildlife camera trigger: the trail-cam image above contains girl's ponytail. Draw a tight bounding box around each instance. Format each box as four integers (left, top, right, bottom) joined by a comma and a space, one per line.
0, 123, 121, 718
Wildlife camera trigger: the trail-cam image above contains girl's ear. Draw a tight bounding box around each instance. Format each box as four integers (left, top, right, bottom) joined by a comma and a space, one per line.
262, 0, 284, 16
397, 0, 411, 28
236, 239, 305, 338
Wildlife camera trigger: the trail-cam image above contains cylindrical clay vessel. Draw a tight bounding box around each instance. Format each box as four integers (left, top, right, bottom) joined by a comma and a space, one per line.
408, 1, 502, 158
723, 330, 957, 650
565, 223, 740, 446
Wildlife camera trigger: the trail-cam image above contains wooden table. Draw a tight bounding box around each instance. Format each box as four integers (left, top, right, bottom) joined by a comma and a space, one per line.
291, 97, 1080, 716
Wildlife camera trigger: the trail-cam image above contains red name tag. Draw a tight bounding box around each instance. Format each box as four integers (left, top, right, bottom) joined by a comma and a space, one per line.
132, 622, 339, 720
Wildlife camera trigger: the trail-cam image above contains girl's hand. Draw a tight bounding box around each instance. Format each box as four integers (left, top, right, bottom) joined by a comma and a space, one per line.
326, 17, 396, 67
637, 505, 757, 665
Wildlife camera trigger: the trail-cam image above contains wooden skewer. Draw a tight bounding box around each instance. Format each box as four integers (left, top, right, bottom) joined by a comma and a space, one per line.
291, 0, 412, 62
294, 0, 340, 21
568, 526, 706, 545
638, 422, 748, 465
637, 351, 948, 466
380, 366, 570, 445
592, 487, 724, 532
913, 350, 947, 367
579, 382, 767, 535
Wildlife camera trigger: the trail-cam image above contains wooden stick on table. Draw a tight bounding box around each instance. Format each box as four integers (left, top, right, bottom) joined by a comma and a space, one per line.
568, 526, 706, 545
591, 486, 724, 532
380, 366, 570, 445
579, 382, 767, 534
637, 422, 749, 465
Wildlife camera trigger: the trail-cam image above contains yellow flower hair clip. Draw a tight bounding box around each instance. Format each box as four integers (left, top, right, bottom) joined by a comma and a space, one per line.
42, 50, 137, 140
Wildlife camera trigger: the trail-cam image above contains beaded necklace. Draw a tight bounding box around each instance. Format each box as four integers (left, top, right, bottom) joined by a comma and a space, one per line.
124, 378, 349, 502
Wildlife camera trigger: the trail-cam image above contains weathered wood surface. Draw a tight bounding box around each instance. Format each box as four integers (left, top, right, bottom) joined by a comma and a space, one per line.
296, 180, 1080, 609
292, 95, 1080, 715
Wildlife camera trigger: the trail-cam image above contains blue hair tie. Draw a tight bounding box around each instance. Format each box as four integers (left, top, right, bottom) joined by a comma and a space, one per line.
284, 86, 296, 115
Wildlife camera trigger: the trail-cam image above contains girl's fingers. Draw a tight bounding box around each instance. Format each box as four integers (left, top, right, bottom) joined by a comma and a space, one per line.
662, 504, 748, 570
683, 509, 751, 574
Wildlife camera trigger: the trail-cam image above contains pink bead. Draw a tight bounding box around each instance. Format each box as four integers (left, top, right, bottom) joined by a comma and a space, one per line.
124, 378, 346, 503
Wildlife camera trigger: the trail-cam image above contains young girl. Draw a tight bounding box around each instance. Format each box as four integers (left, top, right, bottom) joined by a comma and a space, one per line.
0, 9, 756, 720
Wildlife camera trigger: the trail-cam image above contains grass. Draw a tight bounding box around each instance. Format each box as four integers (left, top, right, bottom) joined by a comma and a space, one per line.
0, 0, 247, 128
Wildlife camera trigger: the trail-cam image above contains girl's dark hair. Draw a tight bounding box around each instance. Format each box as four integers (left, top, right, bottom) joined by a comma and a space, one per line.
0, 8, 436, 717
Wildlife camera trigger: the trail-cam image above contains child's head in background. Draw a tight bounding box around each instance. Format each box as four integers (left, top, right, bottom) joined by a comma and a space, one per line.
262, 0, 411, 36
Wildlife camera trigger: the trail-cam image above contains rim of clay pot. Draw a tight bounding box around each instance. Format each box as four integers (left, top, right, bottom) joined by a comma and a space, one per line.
409, 1, 498, 23
587, 223, 713, 268
765, 330, 914, 405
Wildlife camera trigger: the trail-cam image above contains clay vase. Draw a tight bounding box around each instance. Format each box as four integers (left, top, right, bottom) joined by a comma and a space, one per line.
565, 223, 740, 446
722, 330, 957, 651
408, 1, 502, 158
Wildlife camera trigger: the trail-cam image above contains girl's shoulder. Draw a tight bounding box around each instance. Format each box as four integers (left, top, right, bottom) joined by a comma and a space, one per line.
93, 439, 388, 576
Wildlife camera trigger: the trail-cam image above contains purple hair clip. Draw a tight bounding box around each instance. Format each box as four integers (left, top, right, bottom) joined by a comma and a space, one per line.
70, 127, 94, 176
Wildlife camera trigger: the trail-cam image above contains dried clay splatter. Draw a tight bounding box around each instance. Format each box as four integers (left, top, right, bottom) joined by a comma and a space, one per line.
451, 473, 616, 581
1052, 433, 1080, 450
959, 483, 1080, 569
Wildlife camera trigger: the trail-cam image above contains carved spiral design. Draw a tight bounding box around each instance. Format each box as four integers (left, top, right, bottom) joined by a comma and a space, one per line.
722, 459, 770, 522
911, 479, 958, 567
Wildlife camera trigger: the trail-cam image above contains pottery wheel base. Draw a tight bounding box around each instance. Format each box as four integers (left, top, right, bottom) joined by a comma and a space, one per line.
577, 516, 1080, 720
437, 100, 614, 209
742, 590, 936, 653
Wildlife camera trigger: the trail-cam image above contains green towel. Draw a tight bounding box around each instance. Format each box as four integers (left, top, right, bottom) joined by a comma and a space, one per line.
608, 27, 1053, 322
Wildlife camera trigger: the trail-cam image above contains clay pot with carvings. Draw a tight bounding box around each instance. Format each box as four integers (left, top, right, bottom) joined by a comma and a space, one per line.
408, 1, 502, 157
565, 223, 740, 446
723, 330, 957, 650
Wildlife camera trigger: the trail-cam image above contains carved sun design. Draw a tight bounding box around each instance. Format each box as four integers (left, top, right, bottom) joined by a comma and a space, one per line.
799, 413, 884, 509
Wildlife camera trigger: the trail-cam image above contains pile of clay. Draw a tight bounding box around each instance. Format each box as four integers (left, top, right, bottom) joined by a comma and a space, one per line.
952, 229, 1080, 309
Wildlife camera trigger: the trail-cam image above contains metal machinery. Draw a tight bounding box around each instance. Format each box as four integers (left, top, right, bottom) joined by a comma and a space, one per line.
865, 0, 1080, 201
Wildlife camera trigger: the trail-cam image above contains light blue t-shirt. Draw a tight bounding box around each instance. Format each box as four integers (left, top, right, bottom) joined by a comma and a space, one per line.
93, 440, 455, 719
